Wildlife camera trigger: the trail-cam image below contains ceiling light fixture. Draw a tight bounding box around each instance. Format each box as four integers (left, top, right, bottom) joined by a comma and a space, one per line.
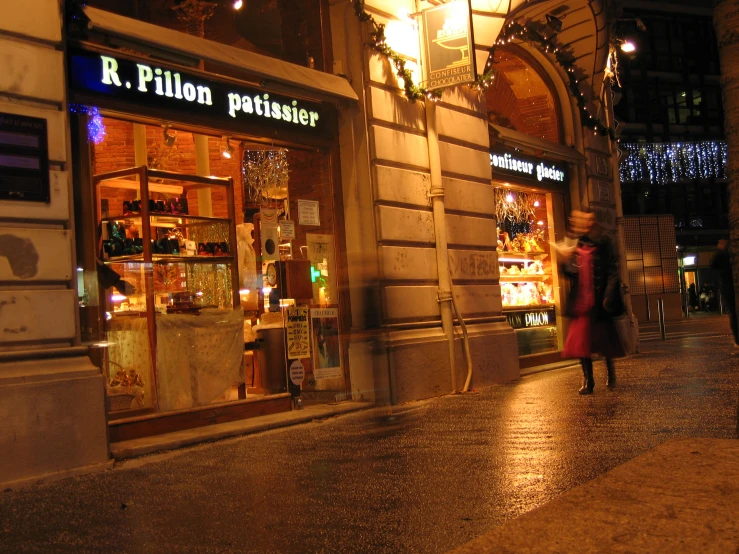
221, 137, 235, 159
163, 124, 176, 147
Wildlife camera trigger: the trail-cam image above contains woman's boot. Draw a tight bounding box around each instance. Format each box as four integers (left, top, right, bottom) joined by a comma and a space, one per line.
579, 358, 594, 395
606, 358, 616, 388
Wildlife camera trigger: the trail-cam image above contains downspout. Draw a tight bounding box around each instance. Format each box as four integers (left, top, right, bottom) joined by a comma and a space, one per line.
425, 102, 457, 392
425, 101, 473, 393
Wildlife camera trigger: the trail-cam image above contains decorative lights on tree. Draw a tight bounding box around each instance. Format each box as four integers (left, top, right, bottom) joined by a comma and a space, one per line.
494, 188, 538, 224
619, 141, 728, 185
242, 149, 290, 206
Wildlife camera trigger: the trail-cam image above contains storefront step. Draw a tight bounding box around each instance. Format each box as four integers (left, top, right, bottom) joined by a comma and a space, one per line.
109, 400, 374, 461
520, 359, 581, 377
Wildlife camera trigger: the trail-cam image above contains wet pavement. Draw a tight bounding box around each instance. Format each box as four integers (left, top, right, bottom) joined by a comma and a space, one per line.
1, 319, 738, 554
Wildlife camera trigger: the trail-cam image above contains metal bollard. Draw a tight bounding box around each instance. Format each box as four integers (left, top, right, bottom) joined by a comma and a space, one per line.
658, 298, 666, 341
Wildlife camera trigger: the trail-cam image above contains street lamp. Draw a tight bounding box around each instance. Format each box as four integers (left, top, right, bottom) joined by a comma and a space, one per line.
620, 41, 636, 53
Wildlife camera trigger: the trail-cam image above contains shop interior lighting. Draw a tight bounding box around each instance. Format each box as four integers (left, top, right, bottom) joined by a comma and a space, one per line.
239, 289, 250, 295
533, 200, 540, 207
162, 124, 176, 147
233, 0, 243, 9
498, 257, 536, 263
262, 286, 272, 295
221, 137, 235, 159
111, 293, 127, 303
620, 41, 636, 53
537, 220, 545, 226
505, 193, 515, 203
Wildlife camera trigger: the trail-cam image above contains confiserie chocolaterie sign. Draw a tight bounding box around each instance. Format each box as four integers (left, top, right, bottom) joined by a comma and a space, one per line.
68, 49, 330, 135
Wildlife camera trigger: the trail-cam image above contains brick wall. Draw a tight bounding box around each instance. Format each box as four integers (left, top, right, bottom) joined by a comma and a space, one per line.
93, 117, 243, 223
286, 148, 334, 260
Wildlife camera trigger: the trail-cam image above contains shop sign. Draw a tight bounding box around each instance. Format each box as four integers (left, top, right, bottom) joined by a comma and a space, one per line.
0, 112, 50, 203
280, 220, 295, 240
421, 1, 476, 90
310, 307, 342, 380
286, 306, 310, 360
68, 49, 329, 134
289, 360, 305, 386
298, 199, 320, 226
490, 148, 568, 186
505, 307, 557, 330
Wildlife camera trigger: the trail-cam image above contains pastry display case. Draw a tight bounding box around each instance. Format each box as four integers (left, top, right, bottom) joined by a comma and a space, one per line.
94, 166, 241, 414
496, 189, 560, 356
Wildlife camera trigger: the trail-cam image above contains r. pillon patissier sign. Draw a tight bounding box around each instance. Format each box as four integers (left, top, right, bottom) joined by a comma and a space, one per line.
68, 49, 329, 135
489, 148, 568, 187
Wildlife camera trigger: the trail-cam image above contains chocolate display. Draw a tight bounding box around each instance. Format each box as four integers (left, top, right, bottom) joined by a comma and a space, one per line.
122, 195, 189, 216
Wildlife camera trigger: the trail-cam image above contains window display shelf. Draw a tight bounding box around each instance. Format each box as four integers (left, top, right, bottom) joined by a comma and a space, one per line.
503, 303, 556, 311
499, 274, 549, 282
102, 214, 230, 225
104, 254, 234, 264
497, 251, 548, 260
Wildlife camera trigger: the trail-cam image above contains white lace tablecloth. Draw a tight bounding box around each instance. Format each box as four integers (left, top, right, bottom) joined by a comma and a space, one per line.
156, 308, 244, 411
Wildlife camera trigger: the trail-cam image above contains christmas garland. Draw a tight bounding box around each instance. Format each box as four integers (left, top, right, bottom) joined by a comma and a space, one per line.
352, 0, 441, 102
352, 1, 615, 140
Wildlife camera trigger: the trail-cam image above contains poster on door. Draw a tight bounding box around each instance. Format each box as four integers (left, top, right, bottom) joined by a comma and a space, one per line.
286, 306, 310, 360
310, 307, 342, 380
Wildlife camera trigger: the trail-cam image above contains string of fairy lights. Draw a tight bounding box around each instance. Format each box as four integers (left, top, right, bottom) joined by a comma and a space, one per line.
69, 104, 107, 144
619, 141, 728, 185
351, 0, 615, 140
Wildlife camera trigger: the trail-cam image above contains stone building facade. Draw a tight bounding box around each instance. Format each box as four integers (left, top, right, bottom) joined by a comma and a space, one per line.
0, 0, 634, 486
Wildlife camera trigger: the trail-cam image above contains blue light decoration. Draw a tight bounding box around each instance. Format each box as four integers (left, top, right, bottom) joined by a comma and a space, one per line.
619, 141, 728, 185
68, 103, 107, 145
87, 107, 106, 144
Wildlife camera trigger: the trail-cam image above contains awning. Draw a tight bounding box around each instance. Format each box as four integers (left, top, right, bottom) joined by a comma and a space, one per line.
490, 124, 587, 163
81, 6, 358, 104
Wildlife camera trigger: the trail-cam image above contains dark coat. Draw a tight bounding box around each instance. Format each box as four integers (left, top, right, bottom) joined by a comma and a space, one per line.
563, 234, 623, 321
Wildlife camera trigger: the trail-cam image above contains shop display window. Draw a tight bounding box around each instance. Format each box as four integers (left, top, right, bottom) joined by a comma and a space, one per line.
495, 187, 560, 356
78, 115, 346, 419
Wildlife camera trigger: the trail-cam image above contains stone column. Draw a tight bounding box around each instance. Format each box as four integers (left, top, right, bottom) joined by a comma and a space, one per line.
0, 0, 110, 489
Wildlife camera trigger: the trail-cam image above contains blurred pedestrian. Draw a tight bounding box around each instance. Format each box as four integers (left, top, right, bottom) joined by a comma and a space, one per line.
562, 210, 625, 394
711, 239, 738, 346
688, 283, 698, 313
700, 285, 709, 312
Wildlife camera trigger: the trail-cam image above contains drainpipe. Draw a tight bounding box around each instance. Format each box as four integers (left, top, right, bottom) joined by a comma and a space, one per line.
425, 101, 474, 392
425, 102, 457, 392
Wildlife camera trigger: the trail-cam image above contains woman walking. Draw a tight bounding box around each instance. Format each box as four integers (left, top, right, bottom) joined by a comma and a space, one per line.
562, 210, 625, 394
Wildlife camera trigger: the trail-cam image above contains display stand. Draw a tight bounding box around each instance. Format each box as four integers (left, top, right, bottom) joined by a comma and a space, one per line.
93, 166, 240, 416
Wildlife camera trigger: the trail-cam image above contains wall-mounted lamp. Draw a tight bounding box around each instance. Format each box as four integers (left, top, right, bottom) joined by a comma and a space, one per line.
545, 14, 563, 33
233, 0, 243, 9
221, 137, 234, 159
620, 41, 636, 53
163, 124, 176, 147
684, 255, 696, 266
